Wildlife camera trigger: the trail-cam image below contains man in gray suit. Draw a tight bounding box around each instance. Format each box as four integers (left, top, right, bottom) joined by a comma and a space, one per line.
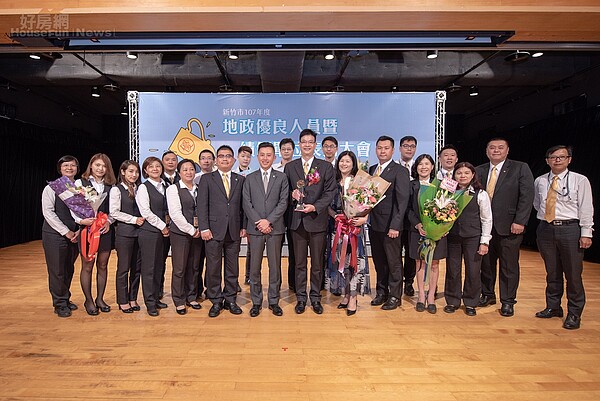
198, 145, 246, 318
476, 138, 534, 317
243, 142, 289, 317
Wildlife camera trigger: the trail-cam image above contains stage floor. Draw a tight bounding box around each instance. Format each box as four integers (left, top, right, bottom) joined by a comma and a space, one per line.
1, 241, 599, 400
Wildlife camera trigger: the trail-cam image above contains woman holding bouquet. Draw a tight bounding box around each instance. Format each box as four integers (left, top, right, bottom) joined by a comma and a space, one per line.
408, 154, 447, 314
166, 159, 203, 315
42, 155, 81, 318
75, 153, 116, 316
109, 160, 144, 313
444, 162, 492, 316
136, 157, 170, 317
328, 151, 371, 316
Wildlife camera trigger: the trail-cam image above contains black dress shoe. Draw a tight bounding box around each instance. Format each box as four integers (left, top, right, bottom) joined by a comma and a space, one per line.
563, 313, 581, 330
443, 304, 459, 314
295, 301, 306, 314
478, 295, 497, 307
156, 301, 168, 309
382, 296, 400, 310
427, 303, 437, 314
224, 301, 243, 315
337, 302, 349, 309
331, 291, 342, 296
249, 305, 262, 317
186, 301, 202, 310
312, 302, 324, 315
130, 304, 141, 311
84, 301, 99, 316
119, 305, 134, 314
535, 307, 564, 319
269, 304, 283, 316
244, 278, 250, 285
147, 308, 159, 317
176, 307, 187, 315
371, 294, 387, 306
415, 302, 425, 312
500, 303, 514, 317
346, 308, 357, 316
54, 306, 72, 318
404, 285, 415, 297
465, 307, 477, 316
67, 302, 78, 311
208, 303, 223, 318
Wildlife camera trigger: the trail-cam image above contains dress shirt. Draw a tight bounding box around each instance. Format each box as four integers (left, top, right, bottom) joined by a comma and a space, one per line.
375, 159, 394, 175
301, 157, 315, 174
164, 172, 177, 184
193, 168, 215, 185
135, 178, 167, 231
166, 181, 197, 236
472, 186, 493, 244
399, 159, 415, 180
71, 177, 114, 224
41, 185, 70, 236
486, 160, 506, 185
436, 168, 454, 181
234, 166, 253, 177
533, 169, 594, 237
109, 183, 139, 224
273, 162, 286, 172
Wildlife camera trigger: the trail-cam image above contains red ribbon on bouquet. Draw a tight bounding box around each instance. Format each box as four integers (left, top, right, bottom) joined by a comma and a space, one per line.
81, 212, 108, 262
331, 214, 361, 273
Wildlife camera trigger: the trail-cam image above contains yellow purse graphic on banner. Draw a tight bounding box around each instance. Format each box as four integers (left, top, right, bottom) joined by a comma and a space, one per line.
168, 118, 215, 165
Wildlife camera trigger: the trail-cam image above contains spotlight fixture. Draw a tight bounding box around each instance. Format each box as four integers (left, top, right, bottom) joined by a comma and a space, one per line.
219, 84, 233, 92
391, 86, 398, 92
228, 51, 239, 60
120, 106, 128, 116
469, 86, 479, 97
103, 83, 120, 92
91, 86, 100, 98
29, 54, 41, 60
333, 85, 345, 92
126, 51, 138, 59
325, 51, 335, 60
504, 50, 530, 62
531, 51, 544, 58
426, 50, 438, 59
446, 83, 462, 93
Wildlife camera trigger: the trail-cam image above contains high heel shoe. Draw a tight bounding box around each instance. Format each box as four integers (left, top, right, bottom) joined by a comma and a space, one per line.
129, 303, 141, 311
346, 300, 358, 316
84, 301, 99, 316
119, 305, 134, 314
337, 303, 349, 309
96, 303, 111, 313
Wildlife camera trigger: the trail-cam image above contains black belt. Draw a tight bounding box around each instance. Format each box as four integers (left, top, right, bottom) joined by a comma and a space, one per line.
544, 219, 579, 226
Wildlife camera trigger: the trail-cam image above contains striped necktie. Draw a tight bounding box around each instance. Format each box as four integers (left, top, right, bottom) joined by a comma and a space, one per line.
486, 166, 498, 199
222, 173, 230, 198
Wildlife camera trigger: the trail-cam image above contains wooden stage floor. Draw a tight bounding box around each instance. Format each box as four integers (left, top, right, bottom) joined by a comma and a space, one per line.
1, 241, 599, 400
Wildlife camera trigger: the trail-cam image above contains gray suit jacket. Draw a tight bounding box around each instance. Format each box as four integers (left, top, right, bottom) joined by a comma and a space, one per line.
242, 169, 289, 236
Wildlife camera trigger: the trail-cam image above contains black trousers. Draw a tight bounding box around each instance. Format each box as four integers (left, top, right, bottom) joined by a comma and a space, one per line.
480, 228, 523, 305
159, 236, 170, 296
291, 223, 325, 304
205, 231, 240, 304
114, 235, 141, 305
170, 232, 202, 307
284, 227, 296, 289
445, 234, 482, 308
42, 230, 78, 308
368, 229, 403, 298
401, 229, 416, 286
536, 221, 586, 317
196, 238, 207, 297
138, 230, 166, 309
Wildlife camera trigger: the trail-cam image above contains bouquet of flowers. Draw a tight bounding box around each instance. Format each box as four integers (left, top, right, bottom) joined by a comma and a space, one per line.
306, 167, 320, 185
47, 176, 107, 261
418, 177, 473, 279
332, 170, 390, 272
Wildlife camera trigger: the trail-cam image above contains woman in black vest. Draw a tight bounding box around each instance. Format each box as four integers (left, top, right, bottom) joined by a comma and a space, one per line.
408, 154, 447, 314
110, 160, 145, 313
42, 155, 81, 318
166, 159, 203, 315
76, 153, 116, 316
136, 156, 169, 317
444, 162, 493, 316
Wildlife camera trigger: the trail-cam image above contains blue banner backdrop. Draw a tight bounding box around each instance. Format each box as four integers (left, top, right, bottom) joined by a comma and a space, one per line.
138, 92, 436, 170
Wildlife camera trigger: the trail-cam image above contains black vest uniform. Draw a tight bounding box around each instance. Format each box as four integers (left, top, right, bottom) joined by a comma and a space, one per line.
450, 189, 482, 238
139, 181, 167, 233
170, 186, 197, 236
115, 184, 141, 238
42, 195, 79, 234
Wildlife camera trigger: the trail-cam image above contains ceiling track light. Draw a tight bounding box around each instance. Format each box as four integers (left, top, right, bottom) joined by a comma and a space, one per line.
91, 86, 100, 98
469, 86, 479, 97
126, 51, 138, 59
228, 51, 239, 60
504, 50, 530, 62
531, 51, 544, 58
325, 51, 335, 60
120, 106, 128, 116
29, 54, 41, 60
426, 50, 438, 59
219, 84, 233, 92
446, 83, 462, 93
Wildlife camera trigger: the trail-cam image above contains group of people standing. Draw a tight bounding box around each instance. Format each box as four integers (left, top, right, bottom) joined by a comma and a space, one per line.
42, 131, 594, 330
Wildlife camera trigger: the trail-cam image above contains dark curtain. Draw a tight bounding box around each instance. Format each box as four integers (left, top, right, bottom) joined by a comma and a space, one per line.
449, 107, 600, 263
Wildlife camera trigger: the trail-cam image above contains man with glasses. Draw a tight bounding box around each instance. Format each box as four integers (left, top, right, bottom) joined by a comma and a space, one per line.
321, 136, 338, 166
321, 136, 338, 292
533, 145, 593, 330
398, 136, 418, 296
285, 129, 336, 314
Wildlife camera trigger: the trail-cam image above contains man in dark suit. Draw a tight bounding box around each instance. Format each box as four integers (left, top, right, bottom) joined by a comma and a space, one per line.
476, 138, 534, 317
243, 142, 289, 317
284, 129, 336, 315
197, 145, 246, 318
369, 135, 411, 310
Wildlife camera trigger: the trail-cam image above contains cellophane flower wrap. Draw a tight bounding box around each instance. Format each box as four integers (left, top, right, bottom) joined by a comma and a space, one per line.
418, 177, 473, 279
332, 170, 390, 273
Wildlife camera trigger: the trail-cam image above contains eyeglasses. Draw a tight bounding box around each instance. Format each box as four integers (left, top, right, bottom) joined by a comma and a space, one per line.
322, 144, 337, 149
401, 144, 416, 149
300, 140, 316, 145
217, 154, 234, 159
547, 155, 570, 161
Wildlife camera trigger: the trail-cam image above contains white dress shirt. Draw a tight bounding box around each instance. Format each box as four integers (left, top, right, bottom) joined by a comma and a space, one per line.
399, 158, 414, 180
109, 183, 139, 225
436, 168, 454, 181
273, 161, 289, 172
166, 181, 197, 236
135, 178, 167, 231
472, 187, 493, 244
41, 185, 70, 236
485, 160, 506, 185
193, 167, 216, 185
533, 169, 594, 237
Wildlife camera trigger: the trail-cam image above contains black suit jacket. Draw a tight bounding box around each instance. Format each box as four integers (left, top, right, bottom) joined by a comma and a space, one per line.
197, 170, 245, 241
284, 157, 336, 232
476, 159, 534, 236
369, 161, 410, 232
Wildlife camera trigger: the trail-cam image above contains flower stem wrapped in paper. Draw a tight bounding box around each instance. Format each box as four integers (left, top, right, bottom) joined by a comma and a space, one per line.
418, 177, 473, 280
332, 170, 390, 273
47, 176, 107, 261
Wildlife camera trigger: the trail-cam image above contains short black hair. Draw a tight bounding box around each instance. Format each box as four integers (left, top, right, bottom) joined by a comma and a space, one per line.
438, 144, 458, 156
279, 138, 295, 150
199, 149, 215, 159
177, 158, 197, 173
545, 145, 573, 158
56, 155, 79, 175
400, 135, 417, 146
321, 136, 338, 147
162, 150, 177, 159
238, 145, 253, 155
258, 142, 275, 152
376, 135, 395, 147
299, 129, 317, 142
486, 137, 509, 147
217, 145, 234, 156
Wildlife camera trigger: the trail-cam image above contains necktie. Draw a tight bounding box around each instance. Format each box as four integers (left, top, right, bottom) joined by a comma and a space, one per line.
222, 173, 230, 198
263, 171, 269, 193
486, 166, 498, 199
303, 161, 310, 176
446, 170, 452, 178
169, 175, 174, 184
375, 165, 382, 177
544, 176, 559, 223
